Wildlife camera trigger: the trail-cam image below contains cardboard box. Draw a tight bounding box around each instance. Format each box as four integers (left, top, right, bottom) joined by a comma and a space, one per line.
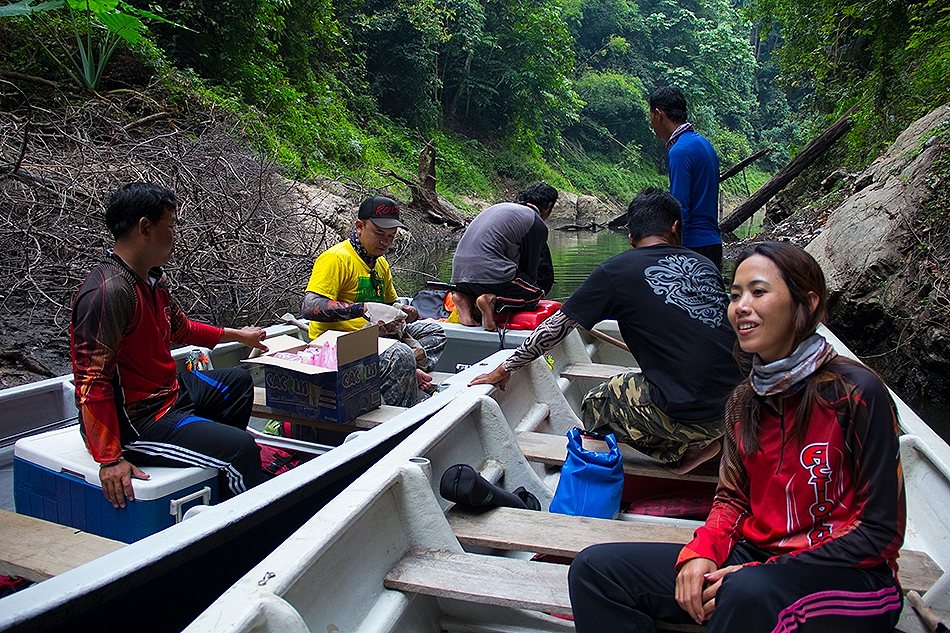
244, 328, 381, 424
14, 426, 219, 543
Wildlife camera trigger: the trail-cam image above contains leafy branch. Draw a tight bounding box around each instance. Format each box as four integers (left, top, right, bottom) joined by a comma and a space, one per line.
0, 0, 178, 89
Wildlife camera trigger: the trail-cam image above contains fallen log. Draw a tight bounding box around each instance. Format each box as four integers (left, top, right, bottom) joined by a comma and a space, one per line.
0, 351, 54, 377
379, 141, 466, 227
719, 148, 770, 183
719, 104, 859, 233
556, 220, 607, 232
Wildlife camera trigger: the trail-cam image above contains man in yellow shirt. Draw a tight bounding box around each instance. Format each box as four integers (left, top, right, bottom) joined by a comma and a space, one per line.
301, 196, 445, 407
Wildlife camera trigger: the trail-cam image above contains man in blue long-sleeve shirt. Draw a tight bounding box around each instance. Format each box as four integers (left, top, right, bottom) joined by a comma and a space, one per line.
648, 86, 722, 270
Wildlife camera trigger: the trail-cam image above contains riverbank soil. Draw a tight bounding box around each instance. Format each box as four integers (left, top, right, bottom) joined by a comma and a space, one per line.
0, 296, 70, 387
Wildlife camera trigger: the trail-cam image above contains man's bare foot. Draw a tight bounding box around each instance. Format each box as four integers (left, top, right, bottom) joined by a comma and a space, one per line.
416, 368, 434, 393
476, 294, 497, 331
666, 440, 721, 475
452, 292, 480, 327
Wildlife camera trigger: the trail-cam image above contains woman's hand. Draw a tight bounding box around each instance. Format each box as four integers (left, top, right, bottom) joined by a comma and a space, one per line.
675, 558, 717, 624
700, 564, 744, 619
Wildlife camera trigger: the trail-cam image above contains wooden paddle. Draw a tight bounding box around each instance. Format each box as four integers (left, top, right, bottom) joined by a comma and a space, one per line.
587, 328, 630, 353
907, 591, 949, 633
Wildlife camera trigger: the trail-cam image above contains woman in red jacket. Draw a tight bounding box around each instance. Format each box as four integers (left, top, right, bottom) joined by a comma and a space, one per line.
569, 242, 905, 632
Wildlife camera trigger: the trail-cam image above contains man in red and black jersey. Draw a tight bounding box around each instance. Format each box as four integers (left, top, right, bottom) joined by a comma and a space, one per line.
71, 182, 271, 509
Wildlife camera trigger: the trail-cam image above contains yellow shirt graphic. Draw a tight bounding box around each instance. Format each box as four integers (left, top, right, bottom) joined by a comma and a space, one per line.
305, 240, 398, 339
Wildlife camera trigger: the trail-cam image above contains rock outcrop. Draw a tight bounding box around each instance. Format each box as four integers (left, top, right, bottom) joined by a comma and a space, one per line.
806, 105, 950, 400
547, 191, 624, 230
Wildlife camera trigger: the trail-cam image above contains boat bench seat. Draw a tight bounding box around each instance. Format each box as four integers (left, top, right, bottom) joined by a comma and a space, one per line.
384, 508, 941, 633
448, 506, 695, 557
251, 387, 406, 432
384, 547, 704, 632
0, 509, 124, 582
385, 548, 572, 614
560, 362, 639, 381
447, 506, 945, 596
516, 431, 720, 483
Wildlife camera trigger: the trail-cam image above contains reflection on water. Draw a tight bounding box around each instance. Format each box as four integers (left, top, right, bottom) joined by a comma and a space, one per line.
545, 230, 632, 300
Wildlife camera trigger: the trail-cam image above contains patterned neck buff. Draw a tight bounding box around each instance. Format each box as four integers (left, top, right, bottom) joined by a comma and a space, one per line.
348, 230, 378, 270
667, 122, 694, 149
750, 333, 838, 397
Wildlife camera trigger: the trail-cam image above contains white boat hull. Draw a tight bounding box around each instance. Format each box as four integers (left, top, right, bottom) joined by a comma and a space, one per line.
181, 325, 950, 632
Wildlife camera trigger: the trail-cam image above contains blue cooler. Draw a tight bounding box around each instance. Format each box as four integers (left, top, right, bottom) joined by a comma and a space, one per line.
14, 426, 219, 543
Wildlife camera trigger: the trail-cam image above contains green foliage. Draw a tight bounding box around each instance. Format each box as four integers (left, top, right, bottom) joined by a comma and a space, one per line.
570, 71, 652, 159
905, 0, 950, 117
706, 124, 753, 168
565, 0, 765, 171
0, 0, 169, 89
275, 0, 346, 89
427, 130, 495, 200
0, 0, 63, 17
570, 0, 643, 69
355, 0, 448, 129
720, 166, 769, 197
558, 141, 667, 204
3, 0, 798, 215
439, 0, 582, 146
747, 0, 949, 166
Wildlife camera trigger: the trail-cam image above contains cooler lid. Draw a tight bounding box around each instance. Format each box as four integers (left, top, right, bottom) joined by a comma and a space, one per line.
14, 426, 216, 500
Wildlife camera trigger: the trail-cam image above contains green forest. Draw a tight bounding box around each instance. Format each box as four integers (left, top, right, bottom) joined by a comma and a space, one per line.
2, 0, 945, 210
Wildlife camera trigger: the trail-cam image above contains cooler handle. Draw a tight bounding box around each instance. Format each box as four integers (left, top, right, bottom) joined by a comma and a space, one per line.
169, 486, 212, 523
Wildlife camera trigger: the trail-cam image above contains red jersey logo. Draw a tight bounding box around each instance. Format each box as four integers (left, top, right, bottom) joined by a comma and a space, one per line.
800, 443, 836, 545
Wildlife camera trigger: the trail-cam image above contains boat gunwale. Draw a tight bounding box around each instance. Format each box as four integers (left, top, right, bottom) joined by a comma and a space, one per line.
0, 361, 492, 632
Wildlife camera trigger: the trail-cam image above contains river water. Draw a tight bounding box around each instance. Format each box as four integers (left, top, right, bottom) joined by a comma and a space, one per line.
411, 229, 948, 442
427, 229, 633, 301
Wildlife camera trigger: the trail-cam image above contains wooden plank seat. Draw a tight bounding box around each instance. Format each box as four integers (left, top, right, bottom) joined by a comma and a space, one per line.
251, 387, 406, 432
448, 506, 944, 596
385, 548, 571, 614
516, 430, 720, 483
560, 362, 639, 381
384, 547, 704, 632
448, 506, 695, 558
0, 509, 124, 582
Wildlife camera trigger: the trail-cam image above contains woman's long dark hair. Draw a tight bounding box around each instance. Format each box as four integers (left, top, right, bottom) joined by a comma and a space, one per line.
729, 242, 848, 455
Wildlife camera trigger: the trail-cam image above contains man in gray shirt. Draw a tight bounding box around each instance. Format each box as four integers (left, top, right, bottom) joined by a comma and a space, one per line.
451, 183, 558, 330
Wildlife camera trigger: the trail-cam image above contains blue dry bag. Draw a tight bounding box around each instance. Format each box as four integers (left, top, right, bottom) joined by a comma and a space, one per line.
549, 428, 624, 519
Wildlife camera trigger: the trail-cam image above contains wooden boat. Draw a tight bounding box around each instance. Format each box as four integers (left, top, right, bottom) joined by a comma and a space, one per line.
0, 321, 538, 632
181, 324, 950, 633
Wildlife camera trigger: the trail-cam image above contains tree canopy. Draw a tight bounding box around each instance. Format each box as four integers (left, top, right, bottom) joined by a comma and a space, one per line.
3, 0, 943, 190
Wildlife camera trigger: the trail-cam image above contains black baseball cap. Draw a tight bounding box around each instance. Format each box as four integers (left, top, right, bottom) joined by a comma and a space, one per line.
358, 196, 407, 230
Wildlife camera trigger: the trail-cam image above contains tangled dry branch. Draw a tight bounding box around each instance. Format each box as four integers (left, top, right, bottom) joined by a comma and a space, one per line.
0, 80, 340, 336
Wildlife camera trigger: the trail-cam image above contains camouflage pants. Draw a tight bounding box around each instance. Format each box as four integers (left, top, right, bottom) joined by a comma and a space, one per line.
580, 371, 723, 464
379, 321, 446, 408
